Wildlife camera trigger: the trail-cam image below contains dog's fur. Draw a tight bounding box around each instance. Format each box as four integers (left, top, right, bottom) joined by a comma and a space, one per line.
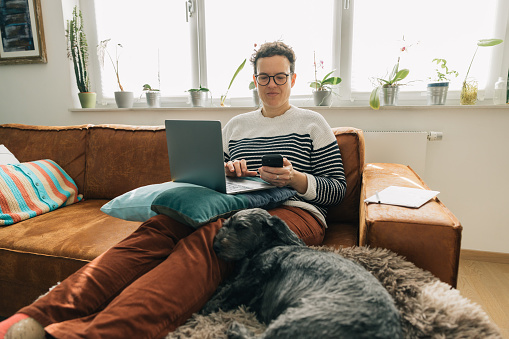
201, 208, 403, 339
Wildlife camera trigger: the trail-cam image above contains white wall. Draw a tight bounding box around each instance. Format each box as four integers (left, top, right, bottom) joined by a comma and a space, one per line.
0, 0, 508, 254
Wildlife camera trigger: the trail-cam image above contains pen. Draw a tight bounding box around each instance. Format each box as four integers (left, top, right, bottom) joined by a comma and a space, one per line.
375, 191, 381, 204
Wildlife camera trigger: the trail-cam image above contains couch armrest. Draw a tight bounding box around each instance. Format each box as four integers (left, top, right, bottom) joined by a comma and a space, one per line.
360, 163, 462, 287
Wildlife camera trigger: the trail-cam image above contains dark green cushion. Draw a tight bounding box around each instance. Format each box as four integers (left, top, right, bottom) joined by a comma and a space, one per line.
151, 182, 296, 228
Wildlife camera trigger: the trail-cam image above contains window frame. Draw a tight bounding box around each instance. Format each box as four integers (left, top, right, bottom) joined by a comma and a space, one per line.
79, 0, 509, 108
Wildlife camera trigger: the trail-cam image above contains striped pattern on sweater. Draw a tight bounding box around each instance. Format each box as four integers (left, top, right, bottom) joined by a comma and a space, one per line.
0, 159, 82, 226
222, 107, 346, 220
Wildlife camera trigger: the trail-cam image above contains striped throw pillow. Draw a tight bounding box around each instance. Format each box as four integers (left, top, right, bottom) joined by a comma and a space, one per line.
0, 159, 82, 226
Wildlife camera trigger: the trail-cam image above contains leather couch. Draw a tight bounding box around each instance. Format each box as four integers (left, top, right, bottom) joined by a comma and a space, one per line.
0, 123, 462, 317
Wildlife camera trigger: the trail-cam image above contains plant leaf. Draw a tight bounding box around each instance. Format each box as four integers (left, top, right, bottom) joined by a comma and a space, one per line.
322, 77, 342, 85
477, 39, 503, 47
227, 59, 246, 90
388, 63, 399, 82
370, 87, 381, 110
393, 69, 409, 83
249, 81, 256, 90
321, 70, 335, 84
309, 82, 320, 89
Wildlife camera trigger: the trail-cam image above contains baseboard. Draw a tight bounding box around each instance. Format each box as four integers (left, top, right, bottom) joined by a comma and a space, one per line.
460, 249, 509, 264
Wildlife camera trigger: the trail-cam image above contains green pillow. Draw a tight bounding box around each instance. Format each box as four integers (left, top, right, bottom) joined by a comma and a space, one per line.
151, 182, 296, 228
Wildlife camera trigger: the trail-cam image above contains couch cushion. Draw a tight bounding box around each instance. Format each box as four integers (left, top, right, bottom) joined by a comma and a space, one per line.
322, 222, 358, 248
0, 124, 90, 193
0, 160, 82, 225
84, 125, 171, 199
326, 127, 364, 225
151, 182, 296, 228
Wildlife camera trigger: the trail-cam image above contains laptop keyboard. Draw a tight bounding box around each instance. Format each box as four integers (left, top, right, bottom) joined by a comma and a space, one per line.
226, 181, 252, 192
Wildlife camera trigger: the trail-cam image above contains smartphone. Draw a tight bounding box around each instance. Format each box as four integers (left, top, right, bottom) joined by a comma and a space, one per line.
261, 154, 283, 167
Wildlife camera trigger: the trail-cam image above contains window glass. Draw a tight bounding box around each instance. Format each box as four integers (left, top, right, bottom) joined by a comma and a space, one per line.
94, 1, 191, 98
350, 0, 500, 93
204, 0, 335, 99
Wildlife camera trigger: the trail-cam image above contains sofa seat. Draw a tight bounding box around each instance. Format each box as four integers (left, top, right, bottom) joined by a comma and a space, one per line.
322, 222, 358, 248
0, 200, 140, 315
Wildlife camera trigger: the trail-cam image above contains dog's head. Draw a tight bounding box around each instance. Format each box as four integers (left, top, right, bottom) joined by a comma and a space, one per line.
213, 208, 305, 261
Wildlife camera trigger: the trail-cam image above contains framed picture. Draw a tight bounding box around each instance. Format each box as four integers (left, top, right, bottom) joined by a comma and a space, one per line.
0, 0, 47, 65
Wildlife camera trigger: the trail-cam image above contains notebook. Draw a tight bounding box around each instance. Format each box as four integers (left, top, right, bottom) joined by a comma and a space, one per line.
364, 186, 440, 208
164, 120, 275, 194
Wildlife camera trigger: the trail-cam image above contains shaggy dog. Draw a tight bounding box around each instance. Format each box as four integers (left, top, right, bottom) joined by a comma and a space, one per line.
201, 208, 403, 339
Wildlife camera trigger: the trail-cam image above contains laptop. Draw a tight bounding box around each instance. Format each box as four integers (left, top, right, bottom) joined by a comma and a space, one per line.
165, 120, 275, 194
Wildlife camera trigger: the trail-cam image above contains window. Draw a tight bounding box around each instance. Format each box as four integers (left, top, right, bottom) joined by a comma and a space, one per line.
204, 0, 334, 99
348, 0, 501, 96
92, 1, 191, 99
83, 0, 507, 106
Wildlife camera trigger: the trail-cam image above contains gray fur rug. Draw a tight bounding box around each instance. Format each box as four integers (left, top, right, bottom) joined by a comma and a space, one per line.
166, 246, 502, 339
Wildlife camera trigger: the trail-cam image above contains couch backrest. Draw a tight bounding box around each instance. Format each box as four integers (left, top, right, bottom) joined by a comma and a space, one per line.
84, 124, 171, 199
327, 127, 365, 224
0, 123, 365, 224
0, 124, 90, 193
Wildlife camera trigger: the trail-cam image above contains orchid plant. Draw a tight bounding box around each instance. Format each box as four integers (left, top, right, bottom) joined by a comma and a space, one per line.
369, 57, 410, 110
369, 37, 415, 110
309, 52, 341, 91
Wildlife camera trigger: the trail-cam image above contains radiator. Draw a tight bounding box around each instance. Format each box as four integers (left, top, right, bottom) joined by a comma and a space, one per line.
363, 131, 442, 174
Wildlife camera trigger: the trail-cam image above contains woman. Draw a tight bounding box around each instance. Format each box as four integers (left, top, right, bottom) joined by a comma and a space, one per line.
0, 41, 346, 339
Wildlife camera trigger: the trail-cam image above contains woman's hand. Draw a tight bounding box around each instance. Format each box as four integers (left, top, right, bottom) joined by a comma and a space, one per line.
259, 158, 308, 194
224, 159, 258, 177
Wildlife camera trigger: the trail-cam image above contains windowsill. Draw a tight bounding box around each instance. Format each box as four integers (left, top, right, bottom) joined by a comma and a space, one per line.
69, 102, 509, 112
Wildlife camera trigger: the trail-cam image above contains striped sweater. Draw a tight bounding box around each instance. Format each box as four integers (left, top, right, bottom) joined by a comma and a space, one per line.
222, 105, 346, 226
0, 159, 82, 226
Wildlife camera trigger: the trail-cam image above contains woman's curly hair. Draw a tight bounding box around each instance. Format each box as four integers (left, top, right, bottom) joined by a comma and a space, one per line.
250, 41, 296, 74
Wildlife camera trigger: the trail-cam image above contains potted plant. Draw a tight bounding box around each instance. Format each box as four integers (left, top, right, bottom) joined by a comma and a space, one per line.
187, 86, 210, 107
220, 59, 246, 107
249, 81, 260, 107
369, 57, 410, 110
97, 39, 133, 108
427, 58, 458, 105
460, 38, 503, 105
66, 6, 95, 108
309, 53, 341, 106
142, 84, 160, 108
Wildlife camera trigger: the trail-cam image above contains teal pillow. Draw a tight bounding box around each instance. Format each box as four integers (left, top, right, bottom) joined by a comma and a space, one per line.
151, 183, 296, 228
101, 182, 188, 221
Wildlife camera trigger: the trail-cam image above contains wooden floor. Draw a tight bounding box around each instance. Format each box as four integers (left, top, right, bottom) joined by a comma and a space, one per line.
457, 254, 509, 338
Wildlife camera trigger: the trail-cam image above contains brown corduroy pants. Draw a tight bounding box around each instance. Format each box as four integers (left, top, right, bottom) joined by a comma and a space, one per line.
19, 206, 324, 339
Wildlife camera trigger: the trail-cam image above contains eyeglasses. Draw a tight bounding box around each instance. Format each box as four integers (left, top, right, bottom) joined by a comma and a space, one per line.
255, 73, 291, 86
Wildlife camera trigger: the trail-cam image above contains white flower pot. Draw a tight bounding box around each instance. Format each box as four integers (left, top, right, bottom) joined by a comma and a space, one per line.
313, 90, 332, 106
252, 89, 260, 107
114, 91, 134, 108
145, 91, 161, 108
